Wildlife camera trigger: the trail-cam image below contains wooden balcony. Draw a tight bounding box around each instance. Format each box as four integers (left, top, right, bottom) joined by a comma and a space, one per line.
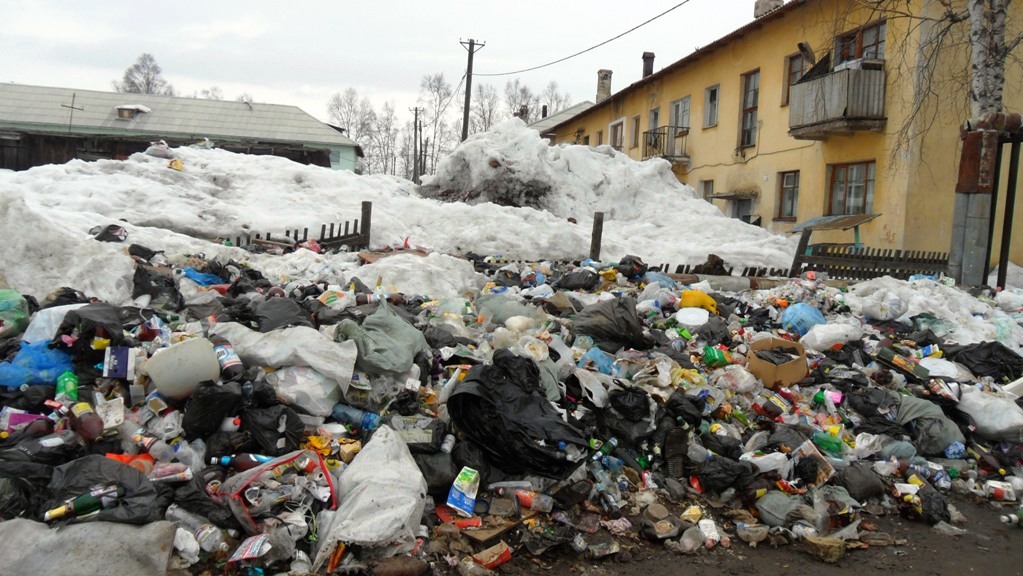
788, 67, 887, 140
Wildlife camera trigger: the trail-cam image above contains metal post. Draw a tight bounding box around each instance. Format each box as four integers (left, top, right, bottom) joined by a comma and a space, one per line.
460, 39, 484, 142
997, 139, 1020, 288
361, 201, 373, 249
983, 141, 1005, 280
589, 212, 604, 261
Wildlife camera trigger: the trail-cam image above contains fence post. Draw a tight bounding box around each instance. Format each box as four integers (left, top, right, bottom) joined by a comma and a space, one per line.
589, 212, 604, 261
361, 201, 373, 248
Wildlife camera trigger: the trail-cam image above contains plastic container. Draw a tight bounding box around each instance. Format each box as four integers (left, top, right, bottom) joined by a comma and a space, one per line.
985, 480, 1018, 501
331, 403, 380, 432
210, 335, 245, 382
166, 504, 230, 552
144, 338, 220, 398
210, 453, 273, 472
675, 308, 710, 332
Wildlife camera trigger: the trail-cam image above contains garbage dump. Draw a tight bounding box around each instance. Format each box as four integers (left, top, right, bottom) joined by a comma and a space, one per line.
1, 246, 1022, 575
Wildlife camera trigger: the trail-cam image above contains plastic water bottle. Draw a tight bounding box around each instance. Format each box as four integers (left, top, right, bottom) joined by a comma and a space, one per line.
210, 335, 245, 382
330, 403, 380, 432
209, 453, 273, 471
166, 504, 230, 553
1000, 509, 1023, 527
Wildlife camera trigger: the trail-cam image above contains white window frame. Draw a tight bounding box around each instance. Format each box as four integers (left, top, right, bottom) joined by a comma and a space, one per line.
670, 96, 691, 133
609, 118, 625, 151
703, 85, 719, 128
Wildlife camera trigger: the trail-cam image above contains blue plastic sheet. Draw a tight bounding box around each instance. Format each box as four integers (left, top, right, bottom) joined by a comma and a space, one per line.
0, 341, 74, 389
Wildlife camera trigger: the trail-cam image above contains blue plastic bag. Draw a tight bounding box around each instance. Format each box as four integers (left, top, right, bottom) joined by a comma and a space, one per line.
578, 347, 616, 375
780, 302, 826, 337
182, 267, 225, 286
0, 341, 74, 389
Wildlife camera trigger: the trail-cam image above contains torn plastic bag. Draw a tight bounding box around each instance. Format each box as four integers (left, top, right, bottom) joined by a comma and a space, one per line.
555, 269, 600, 290
861, 290, 908, 321
0, 340, 73, 389
21, 303, 87, 343
944, 341, 1023, 383
45, 454, 161, 524
894, 392, 965, 456
423, 324, 474, 349
696, 455, 757, 493
600, 385, 660, 445
182, 381, 243, 439
0, 289, 30, 340
204, 431, 252, 460
219, 449, 337, 535
241, 405, 305, 456
614, 255, 648, 279
755, 490, 802, 527
132, 267, 184, 312
384, 413, 447, 453
834, 461, 885, 502
779, 303, 826, 337
255, 298, 314, 332
0, 517, 175, 576
700, 433, 743, 460
172, 475, 240, 531
696, 316, 731, 346
475, 293, 542, 326
412, 451, 460, 498
956, 386, 1023, 442
266, 366, 341, 418
49, 303, 125, 356
313, 426, 425, 570
573, 297, 650, 354
665, 391, 704, 429
211, 322, 357, 394
0, 430, 83, 465
447, 349, 587, 479
334, 301, 429, 376
91, 224, 128, 242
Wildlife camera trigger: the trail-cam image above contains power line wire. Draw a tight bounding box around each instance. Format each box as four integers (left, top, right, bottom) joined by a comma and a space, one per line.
475, 0, 693, 77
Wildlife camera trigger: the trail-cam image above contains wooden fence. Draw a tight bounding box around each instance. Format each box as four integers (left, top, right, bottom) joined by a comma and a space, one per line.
790, 244, 949, 281
226, 201, 372, 253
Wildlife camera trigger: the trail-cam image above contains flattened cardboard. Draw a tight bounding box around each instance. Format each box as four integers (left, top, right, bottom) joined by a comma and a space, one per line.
747, 337, 808, 389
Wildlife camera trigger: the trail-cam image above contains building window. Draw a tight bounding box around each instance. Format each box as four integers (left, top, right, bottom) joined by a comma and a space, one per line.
630, 115, 641, 148
703, 85, 719, 127
828, 161, 876, 215
783, 54, 805, 105
670, 96, 691, 133
609, 120, 624, 150
837, 20, 887, 64
699, 180, 714, 200
740, 70, 759, 148
596, 131, 603, 146
777, 171, 799, 219
583, 135, 590, 146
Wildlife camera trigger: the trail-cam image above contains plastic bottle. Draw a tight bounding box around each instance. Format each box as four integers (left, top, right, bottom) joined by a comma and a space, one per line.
120, 421, 175, 461
497, 488, 554, 513
44, 484, 125, 521
69, 402, 105, 442
55, 370, 79, 404
210, 335, 245, 382
330, 403, 380, 432
166, 504, 230, 553
587, 461, 622, 518
698, 518, 724, 549
219, 416, 241, 432
812, 431, 844, 457
440, 434, 457, 454
210, 453, 273, 472
1000, 509, 1023, 527
591, 437, 619, 461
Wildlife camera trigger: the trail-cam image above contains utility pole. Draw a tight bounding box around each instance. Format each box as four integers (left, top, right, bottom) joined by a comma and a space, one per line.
410, 107, 422, 184
460, 38, 485, 142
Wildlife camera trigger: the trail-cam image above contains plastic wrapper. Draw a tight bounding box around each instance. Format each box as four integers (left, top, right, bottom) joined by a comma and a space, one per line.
0, 290, 30, 340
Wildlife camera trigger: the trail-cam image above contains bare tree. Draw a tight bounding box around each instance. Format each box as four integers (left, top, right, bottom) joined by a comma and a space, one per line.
326, 87, 376, 146
503, 78, 541, 122
469, 83, 502, 134
235, 92, 255, 103
199, 86, 223, 100
367, 102, 399, 175
539, 81, 572, 117
113, 53, 175, 95
419, 73, 457, 173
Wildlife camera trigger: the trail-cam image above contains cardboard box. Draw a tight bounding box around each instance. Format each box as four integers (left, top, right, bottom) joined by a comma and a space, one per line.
747, 337, 808, 389
472, 541, 512, 570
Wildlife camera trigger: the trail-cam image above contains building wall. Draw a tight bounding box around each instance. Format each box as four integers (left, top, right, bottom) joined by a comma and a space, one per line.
552, 0, 1023, 265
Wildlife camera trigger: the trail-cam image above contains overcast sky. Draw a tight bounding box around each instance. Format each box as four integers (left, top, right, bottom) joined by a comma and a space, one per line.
1, 1, 756, 126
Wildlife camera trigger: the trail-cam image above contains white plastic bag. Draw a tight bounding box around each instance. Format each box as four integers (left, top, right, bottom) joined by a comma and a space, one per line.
800, 323, 863, 352
266, 366, 342, 417
956, 386, 1023, 442
860, 290, 908, 321
312, 426, 427, 571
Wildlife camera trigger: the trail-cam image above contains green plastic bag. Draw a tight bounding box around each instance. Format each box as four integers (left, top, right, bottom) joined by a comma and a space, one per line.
0, 289, 30, 340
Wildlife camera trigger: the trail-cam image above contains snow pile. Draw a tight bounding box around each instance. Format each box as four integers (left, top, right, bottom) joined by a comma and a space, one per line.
0, 122, 797, 302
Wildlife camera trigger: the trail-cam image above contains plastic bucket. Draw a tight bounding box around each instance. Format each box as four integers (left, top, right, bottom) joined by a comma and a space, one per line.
143, 338, 220, 398
675, 308, 710, 332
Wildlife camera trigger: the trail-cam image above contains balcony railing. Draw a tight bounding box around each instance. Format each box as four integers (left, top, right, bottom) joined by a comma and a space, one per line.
643, 125, 689, 162
788, 67, 886, 140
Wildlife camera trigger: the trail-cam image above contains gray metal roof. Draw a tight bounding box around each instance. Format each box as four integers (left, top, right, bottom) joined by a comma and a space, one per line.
528, 101, 595, 134
0, 82, 358, 149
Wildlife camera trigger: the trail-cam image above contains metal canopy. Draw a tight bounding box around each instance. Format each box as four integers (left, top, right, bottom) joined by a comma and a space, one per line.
787, 213, 880, 233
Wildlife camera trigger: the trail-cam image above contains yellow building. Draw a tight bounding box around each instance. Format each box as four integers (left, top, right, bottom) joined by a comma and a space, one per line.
548, 0, 1022, 268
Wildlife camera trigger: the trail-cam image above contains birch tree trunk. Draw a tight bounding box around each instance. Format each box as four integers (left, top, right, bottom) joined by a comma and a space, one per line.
968, 0, 1011, 120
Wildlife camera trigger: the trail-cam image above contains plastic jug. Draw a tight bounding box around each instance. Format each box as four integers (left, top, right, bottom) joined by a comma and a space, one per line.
143, 338, 220, 398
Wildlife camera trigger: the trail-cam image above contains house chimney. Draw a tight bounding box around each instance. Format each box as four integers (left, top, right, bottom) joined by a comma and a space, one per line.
542, 104, 548, 119
642, 52, 655, 78
596, 69, 613, 103
754, 0, 784, 18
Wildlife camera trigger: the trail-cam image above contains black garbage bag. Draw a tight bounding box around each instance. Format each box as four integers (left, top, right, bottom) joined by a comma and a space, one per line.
555, 269, 600, 291
599, 398, 659, 445
255, 298, 314, 332
385, 414, 447, 454
697, 456, 756, 493
0, 385, 54, 414
132, 267, 184, 312
38, 288, 90, 310
204, 431, 252, 459
614, 255, 648, 279
0, 430, 84, 465
900, 481, 950, 524
127, 244, 161, 262
0, 461, 54, 520
573, 297, 650, 354
412, 451, 460, 498
241, 405, 305, 456
50, 303, 125, 356
834, 461, 885, 502
44, 454, 161, 524
447, 349, 588, 479
452, 438, 511, 488
765, 425, 810, 453
944, 341, 1023, 383
665, 391, 704, 429
91, 224, 128, 242
172, 475, 240, 531
183, 381, 243, 439
610, 387, 651, 421
697, 316, 731, 346
423, 324, 475, 349
745, 307, 774, 331
700, 433, 742, 460
847, 386, 897, 418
